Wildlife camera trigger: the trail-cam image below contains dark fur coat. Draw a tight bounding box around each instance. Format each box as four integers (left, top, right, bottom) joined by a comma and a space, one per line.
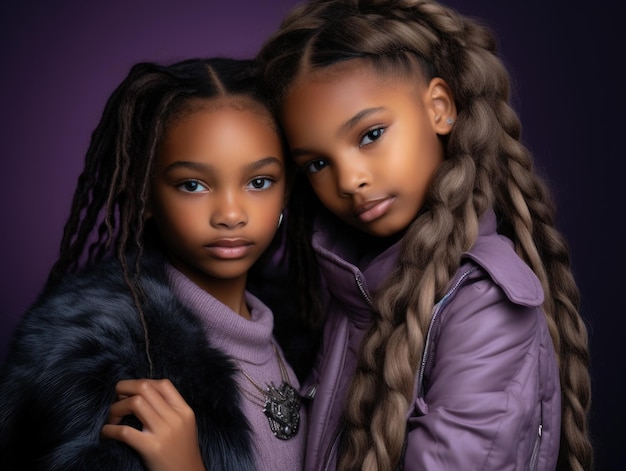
0, 254, 258, 470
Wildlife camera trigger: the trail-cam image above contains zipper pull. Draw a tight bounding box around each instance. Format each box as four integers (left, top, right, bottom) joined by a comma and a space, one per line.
303, 384, 317, 400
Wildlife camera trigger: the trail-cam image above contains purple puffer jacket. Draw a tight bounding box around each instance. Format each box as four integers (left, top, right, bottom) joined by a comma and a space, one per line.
302, 209, 560, 471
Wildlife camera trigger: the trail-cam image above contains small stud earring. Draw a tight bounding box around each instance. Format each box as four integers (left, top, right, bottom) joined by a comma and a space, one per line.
446, 117, 455, 125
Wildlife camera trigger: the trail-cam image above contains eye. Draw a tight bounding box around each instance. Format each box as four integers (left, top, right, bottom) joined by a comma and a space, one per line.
359, 126, 385, 147
247, 177, 274, 190
177, 180, 207, 193
302, 159, 328, 174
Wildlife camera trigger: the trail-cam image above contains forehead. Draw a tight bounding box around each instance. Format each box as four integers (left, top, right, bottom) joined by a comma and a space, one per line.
291, 59, 397, 97
281, 59, 421, 139
171, 96, 275, 130
159, 102, 283, 163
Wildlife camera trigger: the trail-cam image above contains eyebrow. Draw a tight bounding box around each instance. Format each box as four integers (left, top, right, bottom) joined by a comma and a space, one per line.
339, 107, 385, 135
163, 161, 208, 174
290, 107, 385, 158
163, 156, 283, 174
246, 156, 283, 171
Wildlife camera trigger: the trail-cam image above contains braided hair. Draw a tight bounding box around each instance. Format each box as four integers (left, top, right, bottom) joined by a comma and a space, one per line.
46, 57, 277, 377
258, 1, 593, 470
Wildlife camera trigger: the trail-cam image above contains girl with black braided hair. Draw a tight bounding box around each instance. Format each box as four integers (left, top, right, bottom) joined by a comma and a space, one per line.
257, 0, 593, 470
0, 57, 307, 470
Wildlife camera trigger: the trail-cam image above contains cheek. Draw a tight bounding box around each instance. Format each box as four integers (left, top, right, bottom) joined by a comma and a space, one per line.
395, 135, 443, 185
307, 176, 335, 204
153, 201, 203, 237
309, 177, 352, 219
254, 193, 285, 224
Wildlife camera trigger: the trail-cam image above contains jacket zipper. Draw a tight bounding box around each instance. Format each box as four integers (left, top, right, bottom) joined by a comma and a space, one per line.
319, 276, 370, 470
529, 403, 543, 470
528, 424, 542, 470
323, 423, 345, 471
338, 270, 477, 469
355, 273, 373, 306
417, 268, 477, 397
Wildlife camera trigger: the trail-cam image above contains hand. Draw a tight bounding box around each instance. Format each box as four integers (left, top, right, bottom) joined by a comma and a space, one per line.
101, 379, 206, 471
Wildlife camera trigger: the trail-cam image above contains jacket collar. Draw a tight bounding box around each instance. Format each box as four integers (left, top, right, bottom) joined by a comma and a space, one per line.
311, 211, 401, 325
463, 209, 543, 307
310, 208, 543, 318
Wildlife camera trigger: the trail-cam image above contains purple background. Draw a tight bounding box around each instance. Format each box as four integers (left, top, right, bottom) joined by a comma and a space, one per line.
1, 0, 623, 468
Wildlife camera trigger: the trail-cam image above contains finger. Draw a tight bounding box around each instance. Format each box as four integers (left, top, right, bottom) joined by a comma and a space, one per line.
150, 379, 197, 426
127, 379, 194, 421
107, 396, 144, 424
101, 423, 146, 450
116, 380, 172, 413
109, 385, 167, 429
114, 379, 160, 398
111, 379, 194, 427
149, 379, 189, 409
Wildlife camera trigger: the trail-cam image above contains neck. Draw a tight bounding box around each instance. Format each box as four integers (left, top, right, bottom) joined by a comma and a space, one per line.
201, 277, 250, 319
211, 279, 249, 319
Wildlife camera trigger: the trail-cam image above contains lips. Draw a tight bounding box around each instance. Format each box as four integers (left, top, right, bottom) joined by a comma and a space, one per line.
204, 238, 253, 259
353, 197, 395, 223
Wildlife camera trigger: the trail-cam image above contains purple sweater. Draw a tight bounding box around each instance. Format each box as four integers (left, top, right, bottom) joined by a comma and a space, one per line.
167, 266, 307, 470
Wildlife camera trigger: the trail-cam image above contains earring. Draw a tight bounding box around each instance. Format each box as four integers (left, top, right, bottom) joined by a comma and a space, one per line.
278, 212, 284, 229
446, 117, 455, 125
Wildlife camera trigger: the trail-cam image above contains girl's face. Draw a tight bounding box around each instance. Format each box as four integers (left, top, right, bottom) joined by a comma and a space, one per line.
150, 99, 285, 295
281, 60, 455, 237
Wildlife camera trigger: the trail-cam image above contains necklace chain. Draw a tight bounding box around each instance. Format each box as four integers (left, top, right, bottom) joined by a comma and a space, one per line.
236, 343, 301, 440
238, 344, 289, 396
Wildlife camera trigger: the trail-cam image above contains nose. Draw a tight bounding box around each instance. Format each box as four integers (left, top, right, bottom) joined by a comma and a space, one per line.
210, 191, 247, 229
336, 157, 371, 197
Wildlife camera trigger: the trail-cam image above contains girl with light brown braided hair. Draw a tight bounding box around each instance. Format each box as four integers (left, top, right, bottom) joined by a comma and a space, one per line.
257, 0, 593, 470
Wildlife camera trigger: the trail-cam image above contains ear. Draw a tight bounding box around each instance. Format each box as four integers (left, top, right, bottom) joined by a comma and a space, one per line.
426, 78, 457, 136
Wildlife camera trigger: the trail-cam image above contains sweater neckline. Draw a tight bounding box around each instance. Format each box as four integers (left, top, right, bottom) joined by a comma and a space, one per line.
165, 264, 275, 365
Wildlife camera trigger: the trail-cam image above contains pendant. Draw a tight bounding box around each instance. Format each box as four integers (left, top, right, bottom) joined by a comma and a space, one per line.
263, 381, 301, 440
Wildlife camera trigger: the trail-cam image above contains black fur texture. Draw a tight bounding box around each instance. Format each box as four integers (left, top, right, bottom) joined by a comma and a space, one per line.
0, 253, 256, 470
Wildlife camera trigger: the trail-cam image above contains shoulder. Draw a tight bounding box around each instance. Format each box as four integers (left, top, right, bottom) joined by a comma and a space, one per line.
412, 228, 558, 468
19, 260, 135, 336
29, 254, 167, 326
432, 231, 544, 345
461, 231, 543, 308
4, 253, 176, 369
424, 226, 548, 376
416, 228, 552, 401
420, 228, 549, 393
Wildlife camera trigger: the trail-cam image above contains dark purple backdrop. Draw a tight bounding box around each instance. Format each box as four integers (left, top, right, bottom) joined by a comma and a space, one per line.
1, 0, 623, 468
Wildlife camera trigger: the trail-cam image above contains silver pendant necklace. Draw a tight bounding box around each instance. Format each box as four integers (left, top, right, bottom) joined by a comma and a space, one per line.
237, 343, 301, 440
